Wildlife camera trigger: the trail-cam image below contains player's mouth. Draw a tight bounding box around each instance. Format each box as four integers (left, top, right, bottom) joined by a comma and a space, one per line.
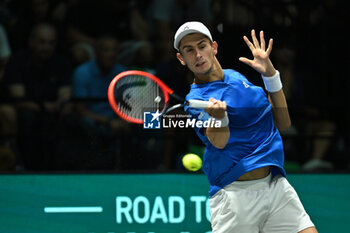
195, 61, 206, 67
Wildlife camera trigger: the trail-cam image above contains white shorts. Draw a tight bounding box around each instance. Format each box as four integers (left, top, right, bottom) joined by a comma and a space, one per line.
209, 173, 315, 233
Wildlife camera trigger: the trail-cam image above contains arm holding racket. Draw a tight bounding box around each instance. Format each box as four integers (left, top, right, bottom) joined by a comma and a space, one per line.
204, 98, 230, 149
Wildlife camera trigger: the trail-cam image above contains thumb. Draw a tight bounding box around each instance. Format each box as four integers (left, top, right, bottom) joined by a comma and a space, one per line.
239, 57, 253, 67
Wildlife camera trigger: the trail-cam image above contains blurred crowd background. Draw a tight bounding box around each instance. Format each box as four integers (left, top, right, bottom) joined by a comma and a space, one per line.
0, 0, 348, 173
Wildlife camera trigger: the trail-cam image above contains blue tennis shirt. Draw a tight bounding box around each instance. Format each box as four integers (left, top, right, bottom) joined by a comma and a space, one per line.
184, 69, 286, 197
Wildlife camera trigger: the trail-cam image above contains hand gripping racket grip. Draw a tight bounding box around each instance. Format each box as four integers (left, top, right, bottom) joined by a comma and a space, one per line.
187, 100, 213, 109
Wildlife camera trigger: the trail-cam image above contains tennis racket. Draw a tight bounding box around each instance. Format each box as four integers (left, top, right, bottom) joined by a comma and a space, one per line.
107, 70, 211, 124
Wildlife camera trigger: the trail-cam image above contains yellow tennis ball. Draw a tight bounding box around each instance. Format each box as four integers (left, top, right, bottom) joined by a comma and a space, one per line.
182, 153, 202, 171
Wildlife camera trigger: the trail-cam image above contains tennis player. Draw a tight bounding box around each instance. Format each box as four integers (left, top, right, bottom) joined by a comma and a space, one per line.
175, 22, 317, 233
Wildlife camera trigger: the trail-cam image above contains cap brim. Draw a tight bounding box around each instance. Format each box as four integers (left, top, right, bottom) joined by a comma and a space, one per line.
174, 29, 205, 50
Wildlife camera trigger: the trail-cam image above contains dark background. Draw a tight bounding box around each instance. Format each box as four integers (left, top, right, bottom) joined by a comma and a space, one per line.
0, 0, 348, 173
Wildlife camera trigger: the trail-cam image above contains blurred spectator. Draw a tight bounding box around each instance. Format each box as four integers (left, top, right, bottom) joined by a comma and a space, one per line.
66, 0, 151, 67
0, 95, 17, 171
3, 23, 72, 171
0, 104, 17, 140
155, 57, 192, 102
202, 0, 258, 78
0, 146, 16, 171
0, 24, 10, 78
118, 40, 155, 73
294, 0, 347, 171
148, 0, 213, 63
0, 0, 13, 25
149, 0, 213, 39
272, 40, 336, 172
212, 0, 255, 28
72, 35, 126, 127
69, 34, 129, 170
6, 0, 66, 53
0, 23, 16, 170
301, 121, 336, 172
0, 0, 346, 173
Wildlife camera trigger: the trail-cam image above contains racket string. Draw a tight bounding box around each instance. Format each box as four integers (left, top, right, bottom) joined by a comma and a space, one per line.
114, 74, 165, 120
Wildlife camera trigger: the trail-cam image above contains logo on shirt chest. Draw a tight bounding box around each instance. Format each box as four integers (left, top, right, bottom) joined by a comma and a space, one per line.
242, 81, 250, 88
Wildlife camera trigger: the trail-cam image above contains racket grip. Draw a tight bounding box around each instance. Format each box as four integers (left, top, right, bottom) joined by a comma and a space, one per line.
187, 100, 212, 109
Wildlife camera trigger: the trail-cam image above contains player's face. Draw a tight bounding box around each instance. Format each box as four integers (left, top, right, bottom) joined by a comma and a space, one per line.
177, 34, 218, 75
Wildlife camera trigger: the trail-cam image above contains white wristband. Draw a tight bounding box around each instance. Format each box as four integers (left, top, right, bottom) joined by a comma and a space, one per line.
210, 111, 229, 127
261, 70, 283, 93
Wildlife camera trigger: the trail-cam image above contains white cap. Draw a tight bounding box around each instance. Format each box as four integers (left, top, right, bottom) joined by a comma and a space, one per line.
174, 21, 213, 51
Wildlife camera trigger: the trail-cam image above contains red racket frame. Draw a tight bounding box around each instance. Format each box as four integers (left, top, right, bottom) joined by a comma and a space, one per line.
108, 70, 174, 124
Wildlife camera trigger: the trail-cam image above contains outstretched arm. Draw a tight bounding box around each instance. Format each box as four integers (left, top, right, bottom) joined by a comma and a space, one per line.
239, 30, 291, 131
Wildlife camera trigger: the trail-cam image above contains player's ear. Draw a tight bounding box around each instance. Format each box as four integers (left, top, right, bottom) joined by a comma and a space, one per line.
212, 41, 218, 56
176, 52, 186, 66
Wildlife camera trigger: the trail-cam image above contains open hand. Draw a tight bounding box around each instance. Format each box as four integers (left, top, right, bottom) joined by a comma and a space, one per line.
239, 29, 276, 77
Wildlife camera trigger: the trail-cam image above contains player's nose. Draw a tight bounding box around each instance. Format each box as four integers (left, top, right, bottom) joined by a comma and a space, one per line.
195, 49, 202, 58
